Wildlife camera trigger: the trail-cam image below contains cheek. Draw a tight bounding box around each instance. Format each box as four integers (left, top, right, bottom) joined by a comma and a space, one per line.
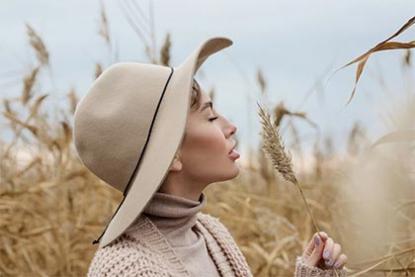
187, 127, 226, 159
180, 121, 239, 181
181, 121, 228, 168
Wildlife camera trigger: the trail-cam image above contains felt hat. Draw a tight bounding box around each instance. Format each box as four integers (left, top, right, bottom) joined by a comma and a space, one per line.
72, 36, 233, 249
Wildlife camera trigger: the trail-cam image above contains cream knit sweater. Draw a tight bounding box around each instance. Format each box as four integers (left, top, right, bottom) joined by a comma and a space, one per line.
87, 192, 347, 276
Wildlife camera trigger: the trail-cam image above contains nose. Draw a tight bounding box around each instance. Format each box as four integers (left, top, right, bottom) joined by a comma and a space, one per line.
227, 124, 237, 149
229, 124, 237, 136
227, 122, 237, 138
220, 114, 237, 138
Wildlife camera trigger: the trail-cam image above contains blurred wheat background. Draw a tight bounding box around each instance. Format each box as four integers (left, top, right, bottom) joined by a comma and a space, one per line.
1, 0, 415, 276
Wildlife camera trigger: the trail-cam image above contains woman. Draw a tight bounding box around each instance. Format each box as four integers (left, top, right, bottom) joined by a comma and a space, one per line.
73, 37, 348, 276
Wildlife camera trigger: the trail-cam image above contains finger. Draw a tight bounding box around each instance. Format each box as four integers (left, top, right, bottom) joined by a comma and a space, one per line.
303, 233, 318, 257
303, 232, 325, 256
323, 237, 334, 261
306, 234, 325, 266
318, 231, 328, 241
303, 231, 329, 259
334, 254, 348, 269
326, 243, 341, 267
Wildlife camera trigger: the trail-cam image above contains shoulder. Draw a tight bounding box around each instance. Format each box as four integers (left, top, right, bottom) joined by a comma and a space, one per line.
87, 234, 169, 277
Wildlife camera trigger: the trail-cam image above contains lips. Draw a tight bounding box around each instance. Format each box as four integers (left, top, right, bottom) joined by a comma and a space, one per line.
228, 148, 240, 160
228, 142, 240, 160
228, 143, 236, 154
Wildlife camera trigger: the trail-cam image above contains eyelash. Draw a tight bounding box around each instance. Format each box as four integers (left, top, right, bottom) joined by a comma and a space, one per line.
209, 116, 218, 122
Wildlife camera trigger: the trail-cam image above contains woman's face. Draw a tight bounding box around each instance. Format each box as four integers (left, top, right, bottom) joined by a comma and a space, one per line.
173, 89, 240, 185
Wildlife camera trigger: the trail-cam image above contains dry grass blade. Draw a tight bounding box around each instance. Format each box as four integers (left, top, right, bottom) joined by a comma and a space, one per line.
118, 1, 149, 42
328, 15, 415, 105
2, 111, 38, 136
380, 16, 415, 44
130, 0, 149, 22
67, 88, 78, 114
273, 101, 318, 129
353, 247, 415, 267
29, 94, 48, 117
9, 157, 41, 181
340, 15, 415, 70
348, 258, 393, 277
344, 41, 415, 105
2, 94, 47, 159
148, 0, 157, 62
370, 129, 415, 149
3, 98, 13, 114
347, 247, 415, 276
25, 23, 49, 66
159, 33, 171, 66
371, 267, 415, 273
3, 99, 17, 132
95, 63, 103, 79
340, 40, 415, 75
344, 55, 369, 106
403, 49, 411, 66
118, 0, 154, 63
98, 0, 110, 46
60, 121, 72, 148
21, 67, 40, 106
256, 68, 267, 94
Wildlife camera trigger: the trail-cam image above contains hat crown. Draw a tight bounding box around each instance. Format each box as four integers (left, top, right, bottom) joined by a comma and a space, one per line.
73, 62, 172, 192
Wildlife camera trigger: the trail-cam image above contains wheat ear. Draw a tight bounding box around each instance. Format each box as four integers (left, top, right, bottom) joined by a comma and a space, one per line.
257, 101, 321, 235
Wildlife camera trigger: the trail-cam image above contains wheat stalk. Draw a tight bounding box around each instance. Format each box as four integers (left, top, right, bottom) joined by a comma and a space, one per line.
256, 101, 341, 274
159, 33, 171, 66
257, 101, 320, 233
25, 24, 49, 66
257, 102, 339, 276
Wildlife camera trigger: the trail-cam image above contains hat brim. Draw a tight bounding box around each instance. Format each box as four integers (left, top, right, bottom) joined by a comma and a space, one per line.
96, 36, 233, 249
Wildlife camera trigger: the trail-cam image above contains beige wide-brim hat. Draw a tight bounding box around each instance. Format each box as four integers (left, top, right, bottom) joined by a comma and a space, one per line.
72, 36, 233, 249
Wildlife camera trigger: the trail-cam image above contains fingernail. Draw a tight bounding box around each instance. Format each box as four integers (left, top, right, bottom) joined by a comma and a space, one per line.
325, 258, 333, 267
314, 235, 320, 246
328, 258, 334, 266
323, 250, 328, 259
334, 261, 341, 268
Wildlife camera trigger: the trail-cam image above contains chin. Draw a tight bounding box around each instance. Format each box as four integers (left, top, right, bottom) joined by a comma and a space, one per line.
228, 163, 240, 179
214, 166, 240, 183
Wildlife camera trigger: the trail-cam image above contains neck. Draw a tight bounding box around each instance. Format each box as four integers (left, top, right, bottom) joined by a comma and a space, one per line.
157, 174, 207, 202
141, 191, 207, 242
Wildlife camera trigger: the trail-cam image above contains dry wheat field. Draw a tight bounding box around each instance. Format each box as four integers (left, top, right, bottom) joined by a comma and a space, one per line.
1, 3, 415, 277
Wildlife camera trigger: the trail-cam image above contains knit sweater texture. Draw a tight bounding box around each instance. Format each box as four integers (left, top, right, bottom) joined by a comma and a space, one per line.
87, 191, 347, 276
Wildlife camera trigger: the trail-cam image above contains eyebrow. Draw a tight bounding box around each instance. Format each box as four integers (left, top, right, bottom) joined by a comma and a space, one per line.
200, 101, 213, 112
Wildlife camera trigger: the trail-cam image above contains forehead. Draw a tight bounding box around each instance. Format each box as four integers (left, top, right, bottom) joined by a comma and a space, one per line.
199, 90, 211, 105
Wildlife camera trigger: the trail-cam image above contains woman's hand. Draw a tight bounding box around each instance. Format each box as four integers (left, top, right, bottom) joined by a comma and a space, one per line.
301, 231, 348, 270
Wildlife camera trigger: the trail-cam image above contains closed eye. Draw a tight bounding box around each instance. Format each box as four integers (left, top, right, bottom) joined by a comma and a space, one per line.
209, 116, 218, 122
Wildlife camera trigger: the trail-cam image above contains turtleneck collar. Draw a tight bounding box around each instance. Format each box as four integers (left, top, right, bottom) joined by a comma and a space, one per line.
141, 191, 207, 239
